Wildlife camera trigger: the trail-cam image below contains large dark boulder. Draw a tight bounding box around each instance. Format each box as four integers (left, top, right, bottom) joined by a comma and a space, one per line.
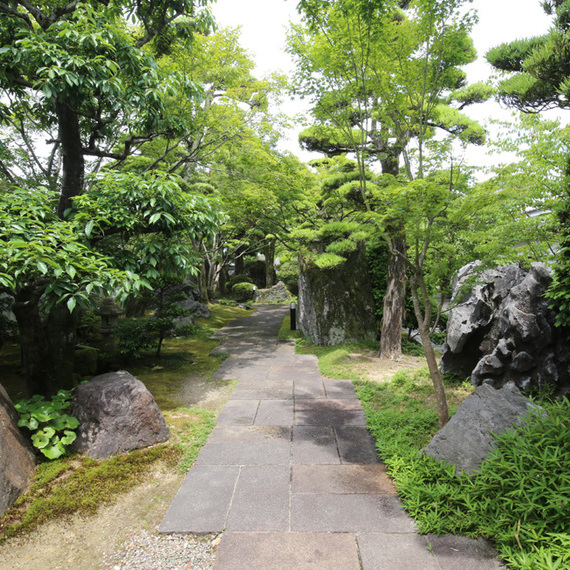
70, 371, 170, 459
0, 384, 35, 515
424, 383, 540, 475
441, 262, 570, 396
298, 248, 377, 346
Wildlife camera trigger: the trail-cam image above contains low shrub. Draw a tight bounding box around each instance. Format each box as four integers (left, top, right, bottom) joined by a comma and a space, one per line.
15, 390, 80, 460
112, 318, 156, 358
429, 331, 447, 345
232, 282, 256, 302
226, 275, 253, 291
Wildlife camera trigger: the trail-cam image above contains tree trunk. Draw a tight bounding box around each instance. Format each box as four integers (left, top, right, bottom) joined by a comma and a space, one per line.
55, 99, 85, 218
410, 272, 449, 428
380, 231, 406, 359
12, 288, 76, 397
198, 260, 210, 304
264, 236, 276, 289
234, 245, 247, 276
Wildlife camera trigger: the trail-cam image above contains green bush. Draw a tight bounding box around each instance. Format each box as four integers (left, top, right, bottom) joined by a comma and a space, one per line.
401, 335, 424, 356
276, 260, 300, 295
15, 390, 80, 460
232, 282, 256, 302
111, 318, 156, 358
226, 275, 253, 291
429, 331, 447, 345
76, 310, 101, 344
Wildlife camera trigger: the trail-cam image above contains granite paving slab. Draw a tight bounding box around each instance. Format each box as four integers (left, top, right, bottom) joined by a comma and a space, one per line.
294, 375, 327, 399
294, 399, 367, 426
229, 381, 293, 400
194, 440, 291, 466
357, 533, 440, 570
215, 399, 259, 425
291, 426, 341, 464
254, 399, 294, 425
335, 426, 381, 464
158, 465, 240, 533
323, 378, 358, 398
292, 464, 397, 494
160, 305, 505, 569
225, 465, 290, 531
426, 534, 507, 569
291, 494, 417, 532
213, 532, 361, 570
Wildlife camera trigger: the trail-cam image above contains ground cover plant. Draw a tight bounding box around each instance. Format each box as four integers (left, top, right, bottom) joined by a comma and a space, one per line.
0, 408, 214, 543
355, 375, 570, 570
14, 390, 79, 459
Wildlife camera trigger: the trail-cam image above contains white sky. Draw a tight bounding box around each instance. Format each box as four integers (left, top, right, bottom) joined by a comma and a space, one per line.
211, 0, 555, 166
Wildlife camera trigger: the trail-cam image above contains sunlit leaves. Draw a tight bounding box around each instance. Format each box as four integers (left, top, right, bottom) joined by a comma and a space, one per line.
0, 186, 136, 311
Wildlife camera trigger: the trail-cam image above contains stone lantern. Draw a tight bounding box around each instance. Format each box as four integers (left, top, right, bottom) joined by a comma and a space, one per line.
96, 297, 124, 340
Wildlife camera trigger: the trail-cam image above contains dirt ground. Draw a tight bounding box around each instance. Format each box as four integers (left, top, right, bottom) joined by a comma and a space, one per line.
0, 351, 425, 570
342, 350, 427, 383
0, 465, 183, 570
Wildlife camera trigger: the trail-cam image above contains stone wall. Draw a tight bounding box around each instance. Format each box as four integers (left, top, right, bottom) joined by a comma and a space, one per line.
298, 248, 377, 346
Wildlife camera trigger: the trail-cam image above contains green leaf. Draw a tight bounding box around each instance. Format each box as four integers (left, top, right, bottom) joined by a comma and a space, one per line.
31, 432, 50, 449
61, 430, 77, 445
67, 296, 77, 313
65, 416, 80, 429
41, 442, 66, 460
18, 416, 39, 430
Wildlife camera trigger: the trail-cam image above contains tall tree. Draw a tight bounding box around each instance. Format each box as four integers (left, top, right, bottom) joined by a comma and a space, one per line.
487, 0, 570, 328
0, 1, 219, 395
289, 0, 489, 359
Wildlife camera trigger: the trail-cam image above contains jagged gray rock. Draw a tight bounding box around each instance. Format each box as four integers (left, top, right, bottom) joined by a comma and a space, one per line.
423, 383, 540, 475
253, 281, 292, 304
298, 248, 377, 346
441, 262, 570, 395
0, 384, 35, 515
70, 371, 170, 459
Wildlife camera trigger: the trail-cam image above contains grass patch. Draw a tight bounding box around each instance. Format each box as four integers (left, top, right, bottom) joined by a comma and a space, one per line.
100, 303, 251, 411
355, 371, 570, 570
165, 408, 216, 473
355, 368, 472, 457
0, 408, 215, 543
277, 316, 303, 341
295, 337, 383, 381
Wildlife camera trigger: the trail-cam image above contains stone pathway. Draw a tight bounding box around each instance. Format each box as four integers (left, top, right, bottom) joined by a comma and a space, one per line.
159, 305, 504, 569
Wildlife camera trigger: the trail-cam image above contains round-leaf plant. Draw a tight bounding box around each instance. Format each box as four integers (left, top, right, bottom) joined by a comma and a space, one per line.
15, 390, 80, 460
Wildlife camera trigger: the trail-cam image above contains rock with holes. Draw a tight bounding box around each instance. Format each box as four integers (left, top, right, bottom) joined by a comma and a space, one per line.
0, 384, 36, 515
441, 262, 570, 396
70, 371, 170, 459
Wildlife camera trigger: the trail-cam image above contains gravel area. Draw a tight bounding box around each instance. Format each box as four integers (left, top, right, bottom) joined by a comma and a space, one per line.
102, 530, 219, 569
